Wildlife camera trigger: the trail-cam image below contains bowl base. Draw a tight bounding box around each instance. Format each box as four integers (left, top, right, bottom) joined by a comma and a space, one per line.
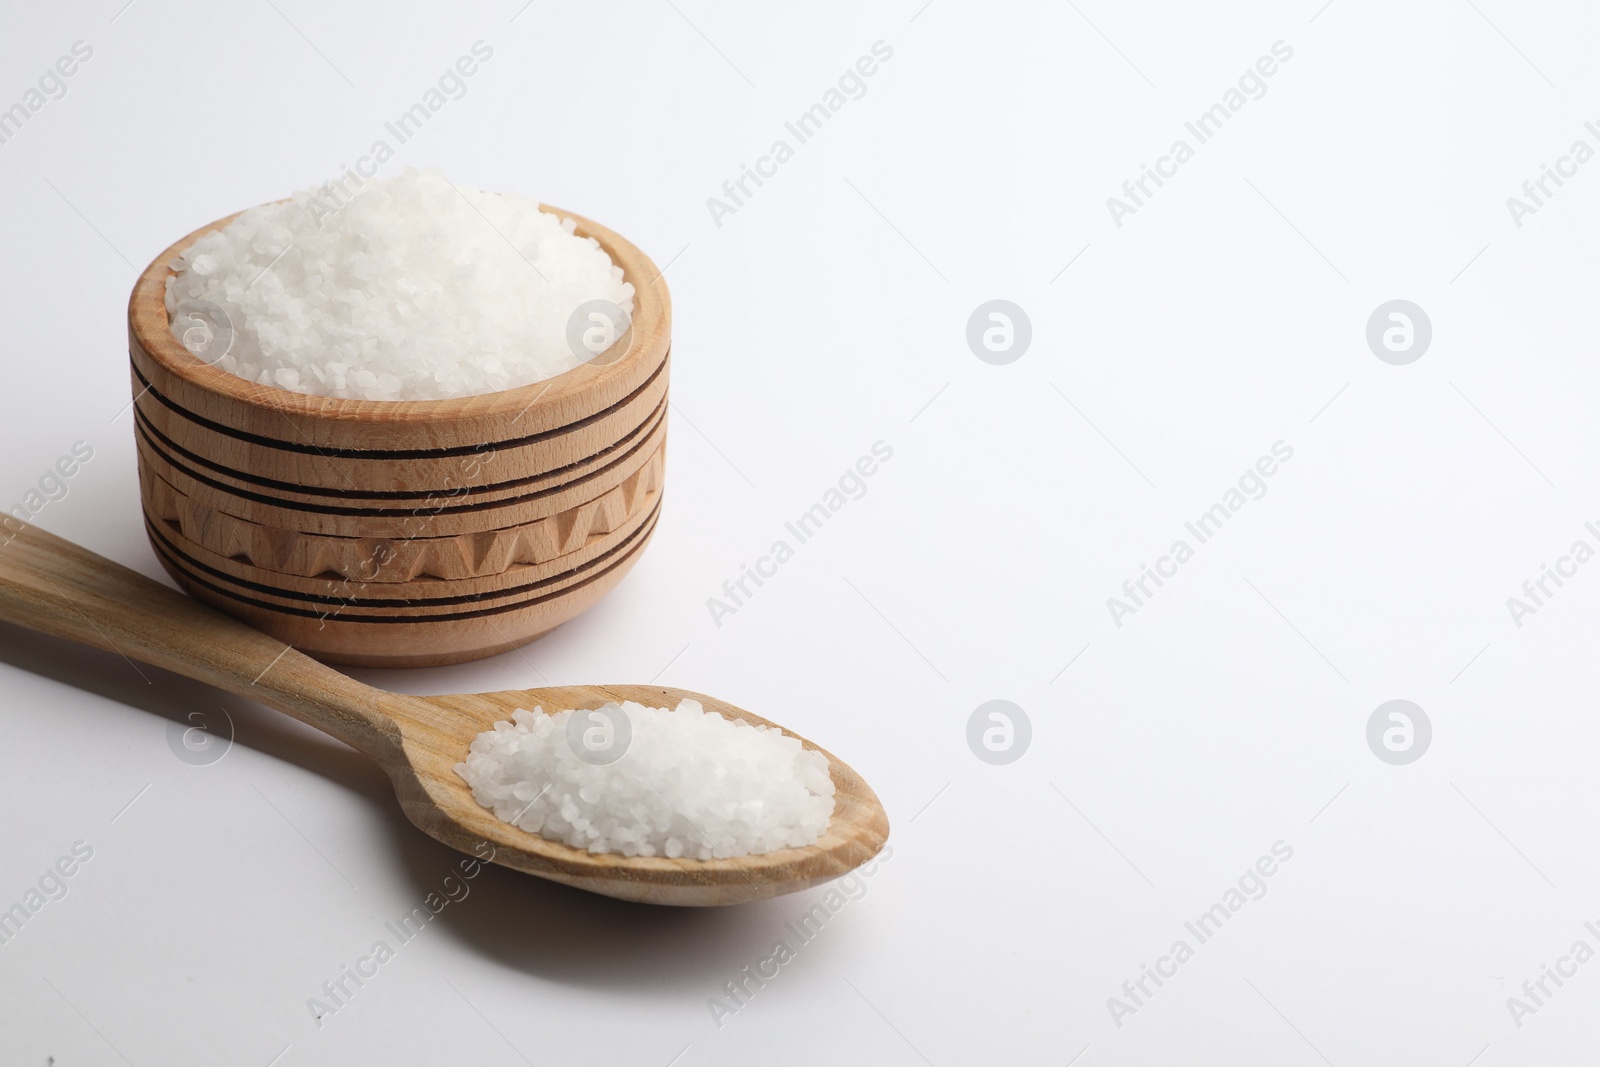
304, 630, 557, 669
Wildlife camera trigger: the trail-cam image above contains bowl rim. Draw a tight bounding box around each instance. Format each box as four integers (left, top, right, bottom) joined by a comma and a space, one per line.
127, 197, 669, 425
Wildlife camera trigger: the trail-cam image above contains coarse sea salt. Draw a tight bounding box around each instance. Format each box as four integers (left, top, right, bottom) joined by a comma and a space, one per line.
454, 699, 836, 859
164, 168, 635, 402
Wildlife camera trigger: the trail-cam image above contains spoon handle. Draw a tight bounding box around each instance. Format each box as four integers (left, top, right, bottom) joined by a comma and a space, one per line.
0, 519, 397, 755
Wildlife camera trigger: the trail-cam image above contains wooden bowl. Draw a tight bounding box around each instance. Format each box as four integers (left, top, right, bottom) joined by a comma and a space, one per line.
127, 205, 670, 668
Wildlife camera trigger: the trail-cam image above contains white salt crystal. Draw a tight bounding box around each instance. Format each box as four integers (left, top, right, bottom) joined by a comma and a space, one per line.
453, 700, 836, 860
163, 168, 636, 402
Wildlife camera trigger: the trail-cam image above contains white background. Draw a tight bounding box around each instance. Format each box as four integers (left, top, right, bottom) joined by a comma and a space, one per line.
2, 0, 1598, 1063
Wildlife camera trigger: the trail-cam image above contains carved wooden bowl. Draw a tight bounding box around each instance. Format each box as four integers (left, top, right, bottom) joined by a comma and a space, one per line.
127, 204, 669, 667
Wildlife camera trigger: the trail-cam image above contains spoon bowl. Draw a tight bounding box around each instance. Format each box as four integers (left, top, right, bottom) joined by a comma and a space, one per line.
0, 520, 888, 905
390, 684, 887, 905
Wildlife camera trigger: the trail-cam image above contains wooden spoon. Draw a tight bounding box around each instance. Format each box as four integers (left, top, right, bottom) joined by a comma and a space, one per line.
0, 520, 889, 905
